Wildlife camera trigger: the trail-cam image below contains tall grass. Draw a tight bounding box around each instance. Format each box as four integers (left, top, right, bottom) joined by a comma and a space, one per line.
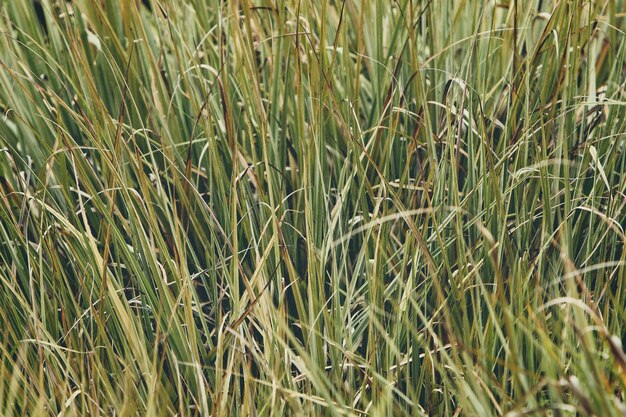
0, 0, 625, 415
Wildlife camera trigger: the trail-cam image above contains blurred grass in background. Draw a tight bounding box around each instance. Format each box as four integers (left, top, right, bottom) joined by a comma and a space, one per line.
0, 0, 625, 415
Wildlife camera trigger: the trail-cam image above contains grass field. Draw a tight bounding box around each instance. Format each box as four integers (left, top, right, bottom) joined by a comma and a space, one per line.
1, 0, 625, 416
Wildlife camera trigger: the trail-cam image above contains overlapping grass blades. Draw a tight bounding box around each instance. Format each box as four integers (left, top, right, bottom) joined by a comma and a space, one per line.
0, 1, 625, 415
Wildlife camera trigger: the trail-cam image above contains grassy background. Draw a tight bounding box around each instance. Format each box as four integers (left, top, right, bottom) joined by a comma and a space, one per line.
0, 0, 625, 415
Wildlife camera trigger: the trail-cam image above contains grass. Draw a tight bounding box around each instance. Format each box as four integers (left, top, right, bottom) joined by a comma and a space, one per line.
0, 0, 625, 415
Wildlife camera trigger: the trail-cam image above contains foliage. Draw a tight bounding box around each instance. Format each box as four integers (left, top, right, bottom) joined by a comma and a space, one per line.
0, 0, 625, 415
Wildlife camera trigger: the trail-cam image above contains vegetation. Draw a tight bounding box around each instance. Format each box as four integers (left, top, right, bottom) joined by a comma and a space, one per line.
0, 0, 625, 415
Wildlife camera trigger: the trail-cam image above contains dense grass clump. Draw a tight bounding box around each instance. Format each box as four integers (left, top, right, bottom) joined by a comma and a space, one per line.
1, 0, 625, 415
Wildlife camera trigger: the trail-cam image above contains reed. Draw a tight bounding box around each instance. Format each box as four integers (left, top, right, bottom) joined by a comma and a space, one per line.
0, 1, 625, 415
